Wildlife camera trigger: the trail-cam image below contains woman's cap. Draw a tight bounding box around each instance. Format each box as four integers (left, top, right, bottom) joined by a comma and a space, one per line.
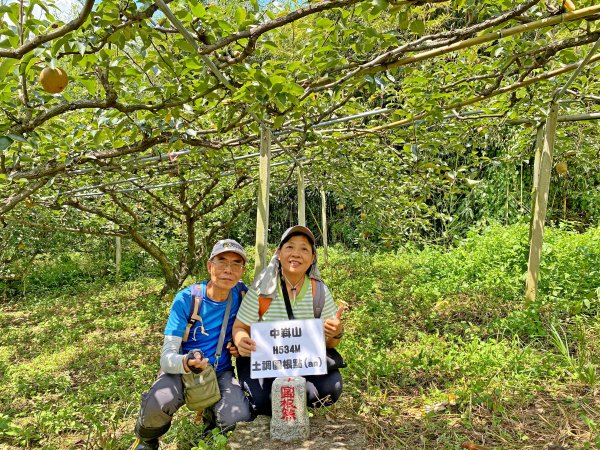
279, 225, 315, 247
209, 239, 247, 262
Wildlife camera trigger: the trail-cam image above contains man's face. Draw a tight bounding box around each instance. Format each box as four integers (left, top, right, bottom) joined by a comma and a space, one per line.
207, 251, 246, 292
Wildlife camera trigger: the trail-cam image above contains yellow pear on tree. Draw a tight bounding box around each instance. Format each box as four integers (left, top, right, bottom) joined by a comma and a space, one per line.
555, 161, 568, 174
39, 67, 68, 93
562, 0, 576, 11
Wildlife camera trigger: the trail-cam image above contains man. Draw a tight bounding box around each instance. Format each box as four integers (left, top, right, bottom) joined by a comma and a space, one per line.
131, 239, 251, 450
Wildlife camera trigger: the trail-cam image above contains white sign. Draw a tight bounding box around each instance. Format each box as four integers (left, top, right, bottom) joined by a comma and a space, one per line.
250, 319, 327, 379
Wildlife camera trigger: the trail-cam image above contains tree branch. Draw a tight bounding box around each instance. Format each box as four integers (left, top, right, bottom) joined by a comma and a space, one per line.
307, 2, 600, 94
4, 216, 127, 237
62, 198, 178, 287
104, 190, 140, 225
0, 178, 49, 217
199, 0, 364, 55
0, 0, 95, 59
129, 184, 183, 218
191, 175, 220, 212
344, 52, 600, 136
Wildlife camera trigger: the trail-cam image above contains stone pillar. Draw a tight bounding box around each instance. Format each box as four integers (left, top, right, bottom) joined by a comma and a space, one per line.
270, 376, 309, 442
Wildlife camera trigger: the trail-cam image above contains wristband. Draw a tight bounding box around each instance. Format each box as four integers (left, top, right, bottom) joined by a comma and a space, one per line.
333, 331, 344, 339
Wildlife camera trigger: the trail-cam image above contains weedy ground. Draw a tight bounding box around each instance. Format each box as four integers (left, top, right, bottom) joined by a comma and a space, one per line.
0, 223, 598, 449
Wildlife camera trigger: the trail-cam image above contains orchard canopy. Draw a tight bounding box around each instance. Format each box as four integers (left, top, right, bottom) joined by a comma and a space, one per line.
1, 0, 600, 292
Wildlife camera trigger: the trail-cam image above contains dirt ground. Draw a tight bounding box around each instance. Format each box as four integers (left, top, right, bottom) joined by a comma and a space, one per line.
227, 414, 367, 450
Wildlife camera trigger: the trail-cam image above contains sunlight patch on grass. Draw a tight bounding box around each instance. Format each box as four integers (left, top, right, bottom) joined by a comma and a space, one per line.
5, 345, 81, 398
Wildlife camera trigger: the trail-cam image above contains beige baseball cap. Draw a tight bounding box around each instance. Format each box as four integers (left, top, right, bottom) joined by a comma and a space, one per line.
278, 225, 315, 248
209, 239, 247, 262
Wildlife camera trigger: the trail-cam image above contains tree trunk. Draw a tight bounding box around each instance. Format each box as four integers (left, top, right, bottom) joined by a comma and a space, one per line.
127, 227, 178, 296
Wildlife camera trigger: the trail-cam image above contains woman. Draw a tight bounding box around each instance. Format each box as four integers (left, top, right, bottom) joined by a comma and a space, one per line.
233, 225, 344, 416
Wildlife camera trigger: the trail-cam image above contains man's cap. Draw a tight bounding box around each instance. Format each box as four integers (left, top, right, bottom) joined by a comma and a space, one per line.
278, 225, 315, 248
209, 239, 247, 262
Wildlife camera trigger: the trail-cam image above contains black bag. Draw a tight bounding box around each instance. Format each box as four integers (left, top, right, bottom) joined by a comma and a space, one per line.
280, 271, 347, 373
326, 347, 347, 371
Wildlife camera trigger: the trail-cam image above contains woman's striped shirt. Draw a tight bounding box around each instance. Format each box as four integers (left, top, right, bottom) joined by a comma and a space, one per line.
236, 275, 337, 325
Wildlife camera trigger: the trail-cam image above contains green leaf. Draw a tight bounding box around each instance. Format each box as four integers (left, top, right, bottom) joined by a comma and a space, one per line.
18, 52, 36, 77
50, 34, 71, 56
273, 115, 285, 130
190, 2, 206, 18
184, 58, 203, 70
7, 133, 27, 143
78, 77, 97, 96
262, 40, 278, 51
282, 83, 304, 96
234, 6, 246, 24
0, 136, 13, 151
316, 17, 334, 29
175, 39, 195, 53
93, 130, 104, 146
371, 0, 388, 15
410, 19, 425, 35
0, 58, 17, 79
398, 11, 409, 30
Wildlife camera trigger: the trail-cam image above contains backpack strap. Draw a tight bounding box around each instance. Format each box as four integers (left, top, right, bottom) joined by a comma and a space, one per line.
183, 283, 204, 342
258, 278, 326, 319
312, 278, 326, 319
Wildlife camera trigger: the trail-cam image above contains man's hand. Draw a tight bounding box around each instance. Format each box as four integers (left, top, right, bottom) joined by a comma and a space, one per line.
185, 349, 209, 373
236, 336, 256, 357
226, 340, 240, 357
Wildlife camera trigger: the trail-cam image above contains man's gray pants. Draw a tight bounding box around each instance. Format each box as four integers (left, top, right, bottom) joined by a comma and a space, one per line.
135, 369, 251, 439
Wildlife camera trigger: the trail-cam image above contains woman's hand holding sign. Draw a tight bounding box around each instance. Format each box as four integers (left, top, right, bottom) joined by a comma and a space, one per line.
233, 317, 256, 357
237, 336, 256, 357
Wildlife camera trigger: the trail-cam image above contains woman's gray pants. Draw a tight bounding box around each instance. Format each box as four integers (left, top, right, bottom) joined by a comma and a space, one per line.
134, 370, 251, 440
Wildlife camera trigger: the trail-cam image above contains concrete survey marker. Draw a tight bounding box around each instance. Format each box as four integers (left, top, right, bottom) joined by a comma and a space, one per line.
270, 376, 310, 442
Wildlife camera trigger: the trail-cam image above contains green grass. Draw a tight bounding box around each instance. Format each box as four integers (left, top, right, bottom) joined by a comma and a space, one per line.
1, 223, 599, 449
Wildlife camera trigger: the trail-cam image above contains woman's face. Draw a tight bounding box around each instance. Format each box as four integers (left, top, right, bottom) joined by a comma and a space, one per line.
277, 234, 315, 278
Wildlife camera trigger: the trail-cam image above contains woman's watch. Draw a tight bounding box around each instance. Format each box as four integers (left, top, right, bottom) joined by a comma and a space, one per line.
333, 331, 345, 339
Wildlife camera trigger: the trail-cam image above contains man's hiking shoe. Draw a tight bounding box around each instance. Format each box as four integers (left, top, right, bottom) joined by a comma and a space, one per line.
130, 437, 159, 450
201, 407, 217, 436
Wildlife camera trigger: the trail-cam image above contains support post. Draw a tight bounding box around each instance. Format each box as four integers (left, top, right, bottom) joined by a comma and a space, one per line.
254, 127, 272, 277
525, 36, 600, 302
297, 167, 305, 226
525, 102, 558, 302
528, 124, 545, 242
115, 236, 122, 281
320, 189, 328, 265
